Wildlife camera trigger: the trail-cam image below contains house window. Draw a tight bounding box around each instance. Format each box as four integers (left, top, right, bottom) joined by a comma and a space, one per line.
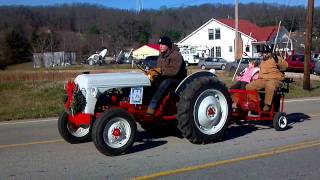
229, 46, 233, 52
215, 46, 221, 57
215, 29, 221, 39
208, 29, 214, 40
210, 47, 215, 57
190, 48, 196, 54
246, 45, 250, 52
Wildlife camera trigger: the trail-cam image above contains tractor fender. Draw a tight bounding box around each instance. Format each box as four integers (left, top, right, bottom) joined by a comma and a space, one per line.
175, 71, 216, 96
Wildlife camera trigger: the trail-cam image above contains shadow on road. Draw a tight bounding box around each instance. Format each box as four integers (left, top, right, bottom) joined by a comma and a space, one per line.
126, 131, 169, 154
223, 124, 262, 141
128, 112, 312, 153
126, 125, 184, 154
128, 140, 168, 155
286, 112, 311, 125
224, 112, 311, 141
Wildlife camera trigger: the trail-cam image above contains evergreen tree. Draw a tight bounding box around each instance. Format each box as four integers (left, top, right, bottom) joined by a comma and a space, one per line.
3, 27, 32, 65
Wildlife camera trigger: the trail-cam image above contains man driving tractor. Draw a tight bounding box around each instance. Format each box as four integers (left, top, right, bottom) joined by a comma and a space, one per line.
246, 44, 288, 112
146, 36, 187, 115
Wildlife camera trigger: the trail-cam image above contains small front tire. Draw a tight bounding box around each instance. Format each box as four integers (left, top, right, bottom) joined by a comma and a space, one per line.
273, 112, 288, 131
92, 108, 137, 156
58, 111, 91, 144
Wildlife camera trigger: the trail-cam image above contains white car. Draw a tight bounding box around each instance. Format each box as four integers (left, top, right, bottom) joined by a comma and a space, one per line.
182, 54, 200, 66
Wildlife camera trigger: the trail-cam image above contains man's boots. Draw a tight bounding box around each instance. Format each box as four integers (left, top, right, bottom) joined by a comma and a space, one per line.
263, 104, 271, 112
146, 107, 155, 116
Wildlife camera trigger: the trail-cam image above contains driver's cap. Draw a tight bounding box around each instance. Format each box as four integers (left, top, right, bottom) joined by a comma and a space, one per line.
158, 36, 172, 48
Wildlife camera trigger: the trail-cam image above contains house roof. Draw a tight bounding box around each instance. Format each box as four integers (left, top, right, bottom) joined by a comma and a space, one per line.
146, 44, 160, 51
178, 18, 282, 44
218, 18, 279, 42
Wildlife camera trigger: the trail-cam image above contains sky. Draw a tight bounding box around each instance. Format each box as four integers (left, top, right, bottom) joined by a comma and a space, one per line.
0, 0, 318, 9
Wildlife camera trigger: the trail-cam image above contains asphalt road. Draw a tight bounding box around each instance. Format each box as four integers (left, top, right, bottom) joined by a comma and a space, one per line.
1, 97, 320, 180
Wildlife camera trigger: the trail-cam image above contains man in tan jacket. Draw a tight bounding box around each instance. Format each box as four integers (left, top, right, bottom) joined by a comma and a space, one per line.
246, 45, 288, 112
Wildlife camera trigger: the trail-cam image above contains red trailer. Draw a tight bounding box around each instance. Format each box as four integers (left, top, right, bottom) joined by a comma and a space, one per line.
229, 78, 294, 130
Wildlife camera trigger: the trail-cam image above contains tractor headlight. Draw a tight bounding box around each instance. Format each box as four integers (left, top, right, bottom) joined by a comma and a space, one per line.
81, 88, 87, 96
91, 87, 99, 98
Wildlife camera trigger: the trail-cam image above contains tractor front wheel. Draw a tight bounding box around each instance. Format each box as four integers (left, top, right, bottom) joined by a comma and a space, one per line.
58, 111, 91, 144
92, 108, 137, 156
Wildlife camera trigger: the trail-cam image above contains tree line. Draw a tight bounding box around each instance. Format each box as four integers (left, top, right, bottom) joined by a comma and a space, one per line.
0, 3, 319, 69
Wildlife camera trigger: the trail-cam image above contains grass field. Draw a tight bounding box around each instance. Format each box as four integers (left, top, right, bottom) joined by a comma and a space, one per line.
0, 64, 320, 121
0, 81, 65, 121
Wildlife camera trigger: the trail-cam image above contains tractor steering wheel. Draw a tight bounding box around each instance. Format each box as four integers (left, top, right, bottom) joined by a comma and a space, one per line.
134, 61, 161, 75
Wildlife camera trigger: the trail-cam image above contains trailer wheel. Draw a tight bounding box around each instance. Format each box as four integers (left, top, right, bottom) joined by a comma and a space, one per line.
273, 112, 288, 131
92, 108, 137, 156
177, 77, 232, 144
58, 111, 91, 144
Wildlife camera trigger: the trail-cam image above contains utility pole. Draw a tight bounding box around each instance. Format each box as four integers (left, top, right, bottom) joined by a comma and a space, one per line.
235, 0, 239, 61
136, 0, 143, 14
304, 0, 314, 90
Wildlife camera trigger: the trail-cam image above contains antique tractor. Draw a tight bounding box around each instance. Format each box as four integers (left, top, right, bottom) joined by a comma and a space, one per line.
58, 62, 232, 156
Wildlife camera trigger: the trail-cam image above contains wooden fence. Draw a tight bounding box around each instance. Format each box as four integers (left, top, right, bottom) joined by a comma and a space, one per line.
33, 52, 76, 68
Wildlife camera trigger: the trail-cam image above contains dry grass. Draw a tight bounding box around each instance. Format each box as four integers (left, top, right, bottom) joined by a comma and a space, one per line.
0, 69, 140, 83
1, 62, 139, 83
0, 81, 65, 121
0, 65, 141, 121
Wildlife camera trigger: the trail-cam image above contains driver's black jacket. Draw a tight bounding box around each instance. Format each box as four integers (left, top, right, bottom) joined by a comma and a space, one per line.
157, 45, 187, 81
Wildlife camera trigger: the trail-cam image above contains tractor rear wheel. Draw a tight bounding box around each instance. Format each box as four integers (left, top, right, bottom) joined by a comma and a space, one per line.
177, 77, 232, 144
92, 108, 137, 156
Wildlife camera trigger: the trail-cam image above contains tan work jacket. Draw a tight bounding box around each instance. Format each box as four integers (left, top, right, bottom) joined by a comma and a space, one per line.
258, 56, 288, 81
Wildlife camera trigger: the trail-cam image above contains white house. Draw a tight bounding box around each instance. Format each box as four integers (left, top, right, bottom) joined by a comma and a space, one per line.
177, 18, 292, 62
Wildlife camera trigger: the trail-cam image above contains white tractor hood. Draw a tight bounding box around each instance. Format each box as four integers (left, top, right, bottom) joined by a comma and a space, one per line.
74, 71, 151, 114
75, 71, 151, 90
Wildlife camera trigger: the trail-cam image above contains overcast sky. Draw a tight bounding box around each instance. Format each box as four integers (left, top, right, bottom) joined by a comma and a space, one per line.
0, 0, 317, 9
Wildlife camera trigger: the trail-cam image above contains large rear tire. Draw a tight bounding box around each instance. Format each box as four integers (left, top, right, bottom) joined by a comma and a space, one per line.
177, 77, 232, 144
58, 111, 91, 144
92, 108, 137, 156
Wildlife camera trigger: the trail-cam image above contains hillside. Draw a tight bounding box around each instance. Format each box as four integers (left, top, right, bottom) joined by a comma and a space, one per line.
0, 3, 319, 68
